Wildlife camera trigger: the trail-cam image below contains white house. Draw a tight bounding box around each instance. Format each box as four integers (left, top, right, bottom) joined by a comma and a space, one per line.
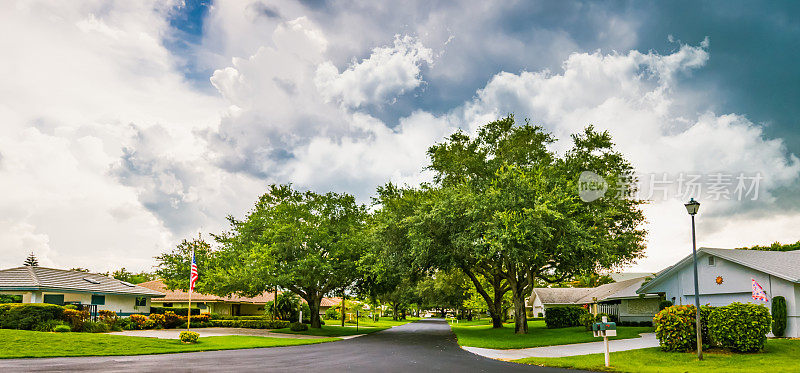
530, 276, 661, 323
636, 247, 800, 337
0, 266, 164, 316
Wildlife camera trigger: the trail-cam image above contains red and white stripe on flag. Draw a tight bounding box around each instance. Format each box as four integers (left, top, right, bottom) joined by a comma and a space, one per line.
751, 278, 768, 302
190, 253, 198, 292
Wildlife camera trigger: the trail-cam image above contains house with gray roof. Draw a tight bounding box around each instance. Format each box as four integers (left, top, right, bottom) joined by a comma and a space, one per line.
529, 276, 661, 323
636, 247, 800, 337
0, 266, 164, 316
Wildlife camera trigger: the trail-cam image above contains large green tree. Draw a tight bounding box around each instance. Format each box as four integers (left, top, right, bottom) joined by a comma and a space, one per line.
419, 115, 646, 333
207, 185, 370, 328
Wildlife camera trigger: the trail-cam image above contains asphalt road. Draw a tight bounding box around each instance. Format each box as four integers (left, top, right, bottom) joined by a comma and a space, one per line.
0, 319, 580, 372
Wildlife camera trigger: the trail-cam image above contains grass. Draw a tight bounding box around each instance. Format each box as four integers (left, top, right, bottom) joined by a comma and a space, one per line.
272, 325, 389, 337
514, 339, 800, 372
451, 320, 654, 349
0, 329, 338, 359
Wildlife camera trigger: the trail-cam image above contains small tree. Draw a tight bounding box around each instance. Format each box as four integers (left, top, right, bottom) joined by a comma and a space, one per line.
23, 252, 39, 267
772, 296, 787, 337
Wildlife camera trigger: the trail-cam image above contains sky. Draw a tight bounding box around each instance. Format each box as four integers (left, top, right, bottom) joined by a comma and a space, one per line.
1, 0, 799, 274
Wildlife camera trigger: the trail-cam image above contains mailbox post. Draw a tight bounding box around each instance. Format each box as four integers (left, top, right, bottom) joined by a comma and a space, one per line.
592, 316, 616, 367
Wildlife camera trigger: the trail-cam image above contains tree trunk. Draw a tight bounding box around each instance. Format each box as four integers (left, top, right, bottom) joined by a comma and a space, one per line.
512, 294, 528, 334
461, 266, 508, 329
304, 294, 322, 328
340, 297, 346, 327
392, 303, 399, 321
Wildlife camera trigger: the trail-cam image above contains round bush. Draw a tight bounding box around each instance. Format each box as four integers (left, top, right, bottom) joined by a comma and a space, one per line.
653, 305, 697, 352
289, 322, 308, 331
708, 303, 771, 352
179, 331, 199, 343
54, 325, 71, 333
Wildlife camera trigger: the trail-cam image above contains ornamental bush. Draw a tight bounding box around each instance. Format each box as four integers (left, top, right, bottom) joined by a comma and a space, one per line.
0, 303, 64, 330
162, 311, 183, 329
62, 308, 90, 332
289, 322, 308, 331
772, 296, 787, 337
179, 331, 199, 343
544, 306, 588, 329
82, 320, 110, 333
708, 303, 771, 352
653, 305, 697, 352
129, 314, 148, 329
148, 313, 165, 327
34, 319, 68, 332
53, 325, 71, 333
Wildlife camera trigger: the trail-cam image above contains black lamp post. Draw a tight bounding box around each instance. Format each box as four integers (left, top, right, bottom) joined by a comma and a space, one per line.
684, 198, 702, 360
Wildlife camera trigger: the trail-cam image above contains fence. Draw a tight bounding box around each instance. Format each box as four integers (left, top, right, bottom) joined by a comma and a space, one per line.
597, 303, 619, 317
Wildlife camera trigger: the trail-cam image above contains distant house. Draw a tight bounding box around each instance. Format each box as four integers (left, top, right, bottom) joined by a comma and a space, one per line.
529, 276, 661, 323
0, 266, 164, 315
139, 279, 341, 317
636, 247, 800, 337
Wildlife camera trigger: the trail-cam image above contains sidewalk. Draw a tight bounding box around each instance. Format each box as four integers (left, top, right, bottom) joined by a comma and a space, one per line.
461, 332, 658, 360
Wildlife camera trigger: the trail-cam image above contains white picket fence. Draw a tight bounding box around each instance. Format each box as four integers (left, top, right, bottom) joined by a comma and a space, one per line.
597, 303, 619, 317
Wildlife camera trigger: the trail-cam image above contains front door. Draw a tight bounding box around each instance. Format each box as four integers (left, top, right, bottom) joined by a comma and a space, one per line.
232, 304, 241, 316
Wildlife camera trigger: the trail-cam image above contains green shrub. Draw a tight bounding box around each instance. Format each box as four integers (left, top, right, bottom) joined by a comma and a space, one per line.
209, 319, 290, 329
579, 312, 594, 331
653, 305, 698, 352
658, 300, 673, 310
82, 320, 110, 333
772, 296, 787, 337
34, 319, 68, 332
325, 307, 339, 320
53, 325, 71, 333
708, 302, 771, 352
544, 306, 588, 329
162, 311, 183, 329
289, 322, 308, 331
62, 309, 90, 332
0, 303, 65, 330
179, 331, 199, 343
150, 307, 200, 316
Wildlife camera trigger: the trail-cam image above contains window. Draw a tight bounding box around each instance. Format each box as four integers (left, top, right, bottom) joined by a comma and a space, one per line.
135, 297, 147, 307
43, 294, 64, 305
708, 256, 716, 266
91, 295, 105, 305
163, 302, 173, 307
83, 277, 100, 284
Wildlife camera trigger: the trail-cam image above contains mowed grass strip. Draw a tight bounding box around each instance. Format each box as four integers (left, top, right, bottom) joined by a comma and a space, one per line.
0, 329, 338, 359
272, 325, 389, 337
451, 320, 654, 349
514, 340, 800, 373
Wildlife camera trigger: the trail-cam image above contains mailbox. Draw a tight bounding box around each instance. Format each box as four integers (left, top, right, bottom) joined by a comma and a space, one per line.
592, 322, 617, 337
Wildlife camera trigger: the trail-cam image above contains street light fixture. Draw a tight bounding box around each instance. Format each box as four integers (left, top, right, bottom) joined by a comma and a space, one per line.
684, 198, 703, 361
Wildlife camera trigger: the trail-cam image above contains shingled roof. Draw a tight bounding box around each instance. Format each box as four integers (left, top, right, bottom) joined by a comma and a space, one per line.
138, 279, 342, 307
531, 277, 656, 305
637, 247, 800, 294
0, 266, 164, 297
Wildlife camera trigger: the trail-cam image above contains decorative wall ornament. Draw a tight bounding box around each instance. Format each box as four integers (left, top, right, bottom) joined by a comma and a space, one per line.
715, 276, 724, 285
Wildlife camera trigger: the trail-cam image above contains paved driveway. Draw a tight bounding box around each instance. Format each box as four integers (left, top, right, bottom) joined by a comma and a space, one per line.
0, 319, 579, 372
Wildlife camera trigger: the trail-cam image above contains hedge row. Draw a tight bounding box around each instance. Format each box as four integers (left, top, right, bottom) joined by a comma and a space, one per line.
0, 303, 64, 330
544, 306, 588, 329
654, 303, 771, 353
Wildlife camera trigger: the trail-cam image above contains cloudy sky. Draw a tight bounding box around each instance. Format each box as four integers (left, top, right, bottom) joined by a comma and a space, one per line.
2, 0, 799, 273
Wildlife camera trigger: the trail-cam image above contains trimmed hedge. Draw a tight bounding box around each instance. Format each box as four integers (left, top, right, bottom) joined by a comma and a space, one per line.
289, 322, 308, 331
150, 307, 200, 316
772, 296, 787, 337
544, 306, 588, 329
209, 319, 290, 329
707, 302, 771, 352
0, 303, 64, 330
658, 300, 673, 310
209, 314, 271, 321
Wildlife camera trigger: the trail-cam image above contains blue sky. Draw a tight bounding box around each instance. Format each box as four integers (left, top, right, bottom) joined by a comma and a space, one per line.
1, 1, 798, 272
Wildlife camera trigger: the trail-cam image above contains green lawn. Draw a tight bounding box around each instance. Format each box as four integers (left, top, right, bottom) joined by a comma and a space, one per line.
272, 325, 389, 337
0, 329, 338, 359
515, 340, 800, 372
451, 320, 654, 349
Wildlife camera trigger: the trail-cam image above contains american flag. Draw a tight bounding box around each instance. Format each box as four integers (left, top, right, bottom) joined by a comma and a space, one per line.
751, 278, 768, 302
190, 252, 198, 292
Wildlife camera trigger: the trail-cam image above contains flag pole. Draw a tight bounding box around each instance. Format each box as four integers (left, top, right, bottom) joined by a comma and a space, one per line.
188, 249, 193, 330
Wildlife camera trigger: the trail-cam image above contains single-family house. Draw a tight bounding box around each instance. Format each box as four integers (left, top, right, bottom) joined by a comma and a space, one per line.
636, 247, 800, 337
139, 279, 341, 317
530, 276, 661, 323
0, 266, 164, 315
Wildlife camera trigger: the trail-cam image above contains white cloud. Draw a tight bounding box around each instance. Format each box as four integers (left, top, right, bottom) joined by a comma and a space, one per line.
315, 35, 433, 108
